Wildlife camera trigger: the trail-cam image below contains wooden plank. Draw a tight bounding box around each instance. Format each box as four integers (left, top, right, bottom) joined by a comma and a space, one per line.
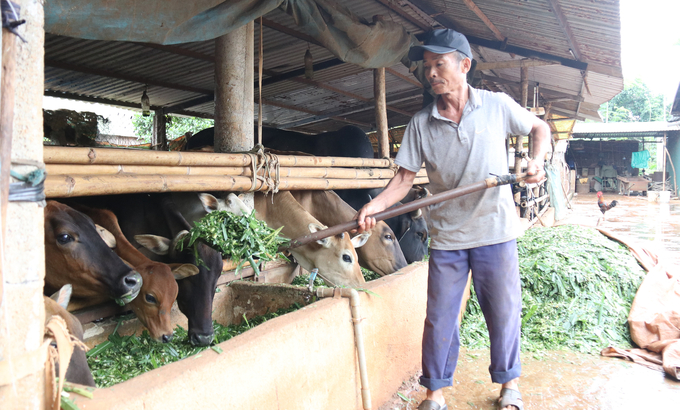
460, 0, 505, 42
545, 0, 583, 61
476, 59, 557, 71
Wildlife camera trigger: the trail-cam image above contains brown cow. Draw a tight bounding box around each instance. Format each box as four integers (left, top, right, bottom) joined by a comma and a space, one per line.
73, 205, 199, 343
290, 190, 407, 276
254, 191, 369, 287
44, 285, 95, 386
44, 201, 142, 305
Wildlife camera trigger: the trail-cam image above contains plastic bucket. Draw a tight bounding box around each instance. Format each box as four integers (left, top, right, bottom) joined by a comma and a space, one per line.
659, 191, 670, 203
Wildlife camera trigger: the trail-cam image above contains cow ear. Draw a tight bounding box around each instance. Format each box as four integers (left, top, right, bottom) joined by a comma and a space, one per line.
135, 234, 171, 255
50, 284, 73, 310
169, 263, 200, 279
308, 223, 331, 248
95, 224, 116, 248
198, 193, 220, 213
351, 232, 371, 248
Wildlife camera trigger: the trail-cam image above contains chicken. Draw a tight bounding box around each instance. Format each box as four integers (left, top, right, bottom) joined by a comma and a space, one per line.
596, 191, 618, 225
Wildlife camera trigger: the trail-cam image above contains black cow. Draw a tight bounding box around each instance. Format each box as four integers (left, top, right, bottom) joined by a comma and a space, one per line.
185, 125, 375, 159
61, 194, 223, 347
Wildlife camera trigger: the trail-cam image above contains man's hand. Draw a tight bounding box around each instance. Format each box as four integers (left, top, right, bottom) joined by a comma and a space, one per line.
524, 158, 546, 184
354, 201, 384, 234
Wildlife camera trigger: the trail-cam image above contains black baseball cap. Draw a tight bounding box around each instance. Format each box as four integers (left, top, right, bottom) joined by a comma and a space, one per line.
408, 29, 473, 61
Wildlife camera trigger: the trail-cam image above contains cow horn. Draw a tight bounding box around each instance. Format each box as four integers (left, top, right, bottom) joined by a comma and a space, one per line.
410, 209, 423, 219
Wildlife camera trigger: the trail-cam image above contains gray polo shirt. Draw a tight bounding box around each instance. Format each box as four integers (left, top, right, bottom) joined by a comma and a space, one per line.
395, 86, 535, 250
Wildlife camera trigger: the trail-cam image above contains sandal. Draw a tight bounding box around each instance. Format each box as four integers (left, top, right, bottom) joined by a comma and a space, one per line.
498, 387, 524, 410
417, 399, 448, 410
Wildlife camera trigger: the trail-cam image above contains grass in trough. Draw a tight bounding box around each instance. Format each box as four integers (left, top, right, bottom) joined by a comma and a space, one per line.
459, 225, 646, 353
87, 304, 303, 388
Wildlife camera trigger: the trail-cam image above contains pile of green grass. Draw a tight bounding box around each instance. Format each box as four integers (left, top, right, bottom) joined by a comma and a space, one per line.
460, 225, 646, 353
87, 304, 303, 388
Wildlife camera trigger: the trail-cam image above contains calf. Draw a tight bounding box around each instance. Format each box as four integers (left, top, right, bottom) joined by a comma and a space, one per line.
70, 204, 199, 343
289, 190, 407, 276
69, 194, 224, 347
254, 191, 369, 287
44, 284, 95, 386
44, 201, 142, 305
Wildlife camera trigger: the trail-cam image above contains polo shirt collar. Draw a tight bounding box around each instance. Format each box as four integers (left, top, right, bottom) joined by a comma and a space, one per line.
428, 85, 482, 122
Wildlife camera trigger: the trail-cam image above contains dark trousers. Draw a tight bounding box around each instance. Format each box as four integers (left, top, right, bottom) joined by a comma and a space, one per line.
419, 240, 522, 391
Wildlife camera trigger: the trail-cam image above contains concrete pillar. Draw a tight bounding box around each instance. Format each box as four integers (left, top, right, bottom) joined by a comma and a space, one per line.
214, 22, 254, 208
214, 22, 254, 154
0, 1, 47, 408
373, 68, 389, 159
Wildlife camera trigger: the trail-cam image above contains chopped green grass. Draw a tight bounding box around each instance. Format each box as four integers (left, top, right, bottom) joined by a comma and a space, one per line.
459, 225, 645, 353
87, 304, 303, 388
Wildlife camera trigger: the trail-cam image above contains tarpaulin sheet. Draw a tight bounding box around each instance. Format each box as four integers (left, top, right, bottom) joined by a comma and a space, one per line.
598, 228, 680, 381
44, 0, 419, 69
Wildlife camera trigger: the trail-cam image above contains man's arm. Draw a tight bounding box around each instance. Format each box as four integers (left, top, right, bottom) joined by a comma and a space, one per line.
355, 167, 416, 233
525, 116, 552, 184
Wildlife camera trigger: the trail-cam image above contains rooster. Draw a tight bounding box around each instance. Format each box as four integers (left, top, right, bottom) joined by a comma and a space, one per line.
596, 191, 618, 225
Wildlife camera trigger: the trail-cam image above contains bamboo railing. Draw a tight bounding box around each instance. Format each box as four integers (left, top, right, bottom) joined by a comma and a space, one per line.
43, 146, 429, 198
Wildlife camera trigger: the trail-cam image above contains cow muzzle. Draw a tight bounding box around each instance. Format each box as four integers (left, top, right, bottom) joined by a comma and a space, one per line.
114, 271, 143, 306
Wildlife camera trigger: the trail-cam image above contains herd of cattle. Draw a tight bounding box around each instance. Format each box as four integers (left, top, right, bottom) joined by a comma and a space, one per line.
43, 126, 431, 386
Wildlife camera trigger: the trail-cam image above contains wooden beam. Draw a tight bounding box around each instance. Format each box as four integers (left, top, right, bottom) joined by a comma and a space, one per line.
385, 67, 423, 88
520, 66, 529, 108
480, 75, 584, 101
460, 0, 505, 42
260, 17, 322, 48
152, 109, 167, 151
475, 59, 557, 71
260, 98, 372, 128
545, 0, 583, 62
372, 0, 431, 31
45, 59, 213, 95
408, 0, 588, 71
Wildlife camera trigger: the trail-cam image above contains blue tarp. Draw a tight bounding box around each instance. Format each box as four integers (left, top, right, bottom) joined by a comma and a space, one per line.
44, 0, 419, 69
631, 150, 650, 169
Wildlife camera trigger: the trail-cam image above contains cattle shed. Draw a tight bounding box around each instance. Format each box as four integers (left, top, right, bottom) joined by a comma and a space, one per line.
570, 121, 680, 195
1, 1, 625, 409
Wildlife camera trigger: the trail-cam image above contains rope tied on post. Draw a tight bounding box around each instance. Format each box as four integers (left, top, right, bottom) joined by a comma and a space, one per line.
247, 145, 281, 194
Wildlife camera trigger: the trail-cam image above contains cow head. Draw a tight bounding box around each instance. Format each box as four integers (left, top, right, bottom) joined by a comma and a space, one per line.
290, 223, 369, 287
198, 193, 252, 216
44, 201, 142, 305
356, 220, 408, 276
126, 259, 199, 343
385, 204, 429, 264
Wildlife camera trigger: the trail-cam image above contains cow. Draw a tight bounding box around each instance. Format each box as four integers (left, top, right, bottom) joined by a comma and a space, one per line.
44, 284, 95, 387
185, 125, 375, 159
44, 201, 142, 306
254, 191, 369, 287
68, 203, 200, 343
289, 190, 407, 276
336, 187, 430, 264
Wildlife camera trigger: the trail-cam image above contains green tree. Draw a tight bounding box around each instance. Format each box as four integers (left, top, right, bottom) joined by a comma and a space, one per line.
598, 78, 671, 122
132, 113, 213, 142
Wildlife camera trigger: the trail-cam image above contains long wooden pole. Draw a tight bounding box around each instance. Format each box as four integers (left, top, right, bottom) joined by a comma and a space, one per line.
43, 146, 392, 168
289, 174, 527, 248
44, 174, 430, 197
45, 163, 426, 180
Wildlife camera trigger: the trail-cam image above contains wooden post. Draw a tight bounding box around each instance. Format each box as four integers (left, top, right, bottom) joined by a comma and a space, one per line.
152, 109, 167, 151
374, 68, 389, 158
214, 22, 254, 154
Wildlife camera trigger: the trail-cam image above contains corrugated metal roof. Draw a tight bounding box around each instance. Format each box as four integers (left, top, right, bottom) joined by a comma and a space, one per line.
573, 121, 680, 135
44, 0, 624, 132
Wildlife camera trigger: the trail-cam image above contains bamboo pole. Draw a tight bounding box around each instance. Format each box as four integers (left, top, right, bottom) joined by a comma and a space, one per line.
374, 68, 390, 159
45, 174, 430, 198
45, 164, 427, 180
43, 146, 392, 168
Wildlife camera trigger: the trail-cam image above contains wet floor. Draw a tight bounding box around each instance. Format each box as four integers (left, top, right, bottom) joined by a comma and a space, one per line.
559, 192, 680, 268
380, 192, 680, 410
383, 349, 680, 409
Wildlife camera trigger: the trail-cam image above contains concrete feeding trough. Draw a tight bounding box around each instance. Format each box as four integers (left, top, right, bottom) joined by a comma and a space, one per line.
71, 263, 429, 410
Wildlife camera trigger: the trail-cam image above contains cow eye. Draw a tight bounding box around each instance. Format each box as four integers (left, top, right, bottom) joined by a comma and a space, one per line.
145, 294, 157, 304
57, 234, 74, 244
417, 232, 425, 239
342, 254, 352, 263
384, 234, 393, 241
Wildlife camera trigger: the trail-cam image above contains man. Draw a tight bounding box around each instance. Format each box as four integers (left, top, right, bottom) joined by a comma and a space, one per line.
355, 29, 551, 410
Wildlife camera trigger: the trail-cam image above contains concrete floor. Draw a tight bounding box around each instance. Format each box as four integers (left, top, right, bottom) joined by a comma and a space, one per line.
380, 191, 680, 410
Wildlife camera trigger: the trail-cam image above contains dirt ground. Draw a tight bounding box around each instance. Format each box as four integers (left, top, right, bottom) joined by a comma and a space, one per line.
379, 191, 680, 410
